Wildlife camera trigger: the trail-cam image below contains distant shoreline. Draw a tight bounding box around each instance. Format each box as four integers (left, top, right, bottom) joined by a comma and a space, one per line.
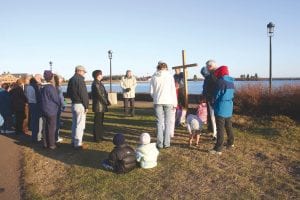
61, 77, 300, 85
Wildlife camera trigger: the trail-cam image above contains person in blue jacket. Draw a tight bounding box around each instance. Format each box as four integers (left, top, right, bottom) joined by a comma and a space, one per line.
41, 70, 60, 149
209, 66, 235, 155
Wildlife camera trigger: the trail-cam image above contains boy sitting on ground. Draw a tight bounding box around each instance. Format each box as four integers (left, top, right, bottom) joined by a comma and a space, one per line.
102, 133, 136, 173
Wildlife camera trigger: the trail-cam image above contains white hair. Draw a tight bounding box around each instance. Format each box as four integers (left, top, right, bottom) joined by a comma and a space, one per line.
206, 60, 217, 68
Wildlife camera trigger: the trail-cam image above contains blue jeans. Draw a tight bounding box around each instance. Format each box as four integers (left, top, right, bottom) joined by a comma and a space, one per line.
154, 104, 173, 148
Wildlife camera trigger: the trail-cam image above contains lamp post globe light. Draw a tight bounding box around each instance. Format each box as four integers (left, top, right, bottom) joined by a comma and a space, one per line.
108, 50, 113, 92
267, 22, 275, 93
49, 61, 53, 71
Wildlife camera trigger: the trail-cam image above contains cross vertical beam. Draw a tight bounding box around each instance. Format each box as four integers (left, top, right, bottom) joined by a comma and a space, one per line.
172, 50, 198, 109
182, 50, 189, 109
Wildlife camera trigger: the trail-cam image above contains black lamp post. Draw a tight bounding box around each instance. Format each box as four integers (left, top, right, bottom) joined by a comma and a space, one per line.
108, 50, 113, 92
49, 61, 53, 71
267, 22, 275, 93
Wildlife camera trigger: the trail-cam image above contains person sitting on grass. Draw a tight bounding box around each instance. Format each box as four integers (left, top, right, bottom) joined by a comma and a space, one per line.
102, 133, 136, 173
186, 114, 203, 147
136, 133, 159, 169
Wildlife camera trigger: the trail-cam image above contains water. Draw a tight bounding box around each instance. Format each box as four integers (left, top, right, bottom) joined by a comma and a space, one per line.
61, 80, 300, 94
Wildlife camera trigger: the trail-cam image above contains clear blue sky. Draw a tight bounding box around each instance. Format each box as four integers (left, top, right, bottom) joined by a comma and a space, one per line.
0, 0, 299, 80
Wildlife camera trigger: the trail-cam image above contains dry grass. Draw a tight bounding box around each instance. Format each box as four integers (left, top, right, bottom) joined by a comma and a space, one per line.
235, 84, 300, 119
20, 102, 300, 200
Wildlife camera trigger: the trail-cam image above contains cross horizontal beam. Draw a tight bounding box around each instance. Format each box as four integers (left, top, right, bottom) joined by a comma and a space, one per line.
172, 63, 198, 69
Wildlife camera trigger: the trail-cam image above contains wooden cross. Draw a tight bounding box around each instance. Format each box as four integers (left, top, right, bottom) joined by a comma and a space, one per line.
172, 50, 198, 109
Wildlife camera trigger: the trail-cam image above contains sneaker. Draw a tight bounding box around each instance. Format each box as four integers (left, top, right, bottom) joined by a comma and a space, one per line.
226, 144, 235, 149
49, 145, 57, 150
180, 122, 187, 127
74, 143, 89, 150
6, 130, 16, 134
209, 149, 222, 155
56, 137, 63, 143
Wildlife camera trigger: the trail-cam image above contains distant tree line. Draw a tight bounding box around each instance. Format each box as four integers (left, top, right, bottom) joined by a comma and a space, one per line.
101, 75, 151, 81
239, 73, 258, 81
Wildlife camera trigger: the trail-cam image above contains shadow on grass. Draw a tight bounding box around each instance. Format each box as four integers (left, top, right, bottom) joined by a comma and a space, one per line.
4, 133, 109, 170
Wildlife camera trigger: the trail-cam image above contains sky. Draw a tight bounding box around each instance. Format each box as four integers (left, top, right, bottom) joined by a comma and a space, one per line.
0, 0, 299, 80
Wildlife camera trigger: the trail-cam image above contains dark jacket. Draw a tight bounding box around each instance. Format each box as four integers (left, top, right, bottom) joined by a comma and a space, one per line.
91, 80, 109, 113
108, 144, 136, 174
67, 73, 89, 109
41, 84, 60, 117
202, 71, 217, 103
0, 90, 12, 117
10, 86, 27, 112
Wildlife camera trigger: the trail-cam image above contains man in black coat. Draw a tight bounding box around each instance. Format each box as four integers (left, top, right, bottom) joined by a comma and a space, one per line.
201, 60, 218, 140
67, 65, 89, 149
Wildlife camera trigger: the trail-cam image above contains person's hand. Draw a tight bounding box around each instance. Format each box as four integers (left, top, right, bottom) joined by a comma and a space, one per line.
85, 109, 88, 114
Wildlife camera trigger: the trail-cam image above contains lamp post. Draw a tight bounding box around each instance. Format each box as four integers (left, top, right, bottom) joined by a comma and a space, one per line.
267, 22, 275, 93
49, 61, 53, 71
108, 50, 113, 92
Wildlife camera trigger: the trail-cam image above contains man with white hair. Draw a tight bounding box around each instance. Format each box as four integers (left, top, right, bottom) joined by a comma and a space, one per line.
201, 60, 218, 140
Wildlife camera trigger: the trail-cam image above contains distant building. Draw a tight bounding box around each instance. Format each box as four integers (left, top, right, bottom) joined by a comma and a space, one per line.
0, 72, 31, 83
0, 73, 18, 83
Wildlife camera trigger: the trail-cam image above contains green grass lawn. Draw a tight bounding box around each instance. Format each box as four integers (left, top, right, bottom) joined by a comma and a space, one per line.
22, 103, 300, 200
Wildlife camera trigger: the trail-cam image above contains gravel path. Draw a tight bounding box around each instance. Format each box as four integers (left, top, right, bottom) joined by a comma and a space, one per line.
0, 134, 22, 200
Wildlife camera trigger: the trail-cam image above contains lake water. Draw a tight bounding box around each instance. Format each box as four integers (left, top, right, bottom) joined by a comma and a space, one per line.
62, 80, 300, 94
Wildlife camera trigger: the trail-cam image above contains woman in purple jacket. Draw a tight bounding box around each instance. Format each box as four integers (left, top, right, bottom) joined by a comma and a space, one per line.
41, 70, 60, 149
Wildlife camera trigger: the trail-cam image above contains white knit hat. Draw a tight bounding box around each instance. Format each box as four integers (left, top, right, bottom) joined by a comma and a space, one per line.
140, 133, 151, 145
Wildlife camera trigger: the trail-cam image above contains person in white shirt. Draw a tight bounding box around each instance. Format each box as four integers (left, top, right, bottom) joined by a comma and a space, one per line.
150, 61, 177, 149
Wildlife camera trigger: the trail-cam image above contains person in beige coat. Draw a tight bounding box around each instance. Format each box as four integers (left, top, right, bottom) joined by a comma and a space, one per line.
120, 70, 137, 116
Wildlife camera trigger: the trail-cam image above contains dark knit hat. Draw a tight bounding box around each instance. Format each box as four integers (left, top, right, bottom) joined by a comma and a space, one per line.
200, 66, 210, 77
43, 70, 53, 82
113, 133, 125, 146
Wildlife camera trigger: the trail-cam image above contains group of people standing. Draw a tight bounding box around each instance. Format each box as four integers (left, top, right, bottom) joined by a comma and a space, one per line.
149, 60, 235, 155
0, 71, 65, 149
1, 59, 234, 174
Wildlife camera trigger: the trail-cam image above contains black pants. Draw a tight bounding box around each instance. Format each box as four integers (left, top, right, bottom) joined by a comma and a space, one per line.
206, 100, 213, 132
214, 116, 234, 151
43, 115, 57, 148
15, 111, 25, 134
124, 98, 135, 115
93, 112, 104, 142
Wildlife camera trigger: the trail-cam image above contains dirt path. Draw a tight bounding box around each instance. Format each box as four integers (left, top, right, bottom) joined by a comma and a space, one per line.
0, 134, 22, 200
